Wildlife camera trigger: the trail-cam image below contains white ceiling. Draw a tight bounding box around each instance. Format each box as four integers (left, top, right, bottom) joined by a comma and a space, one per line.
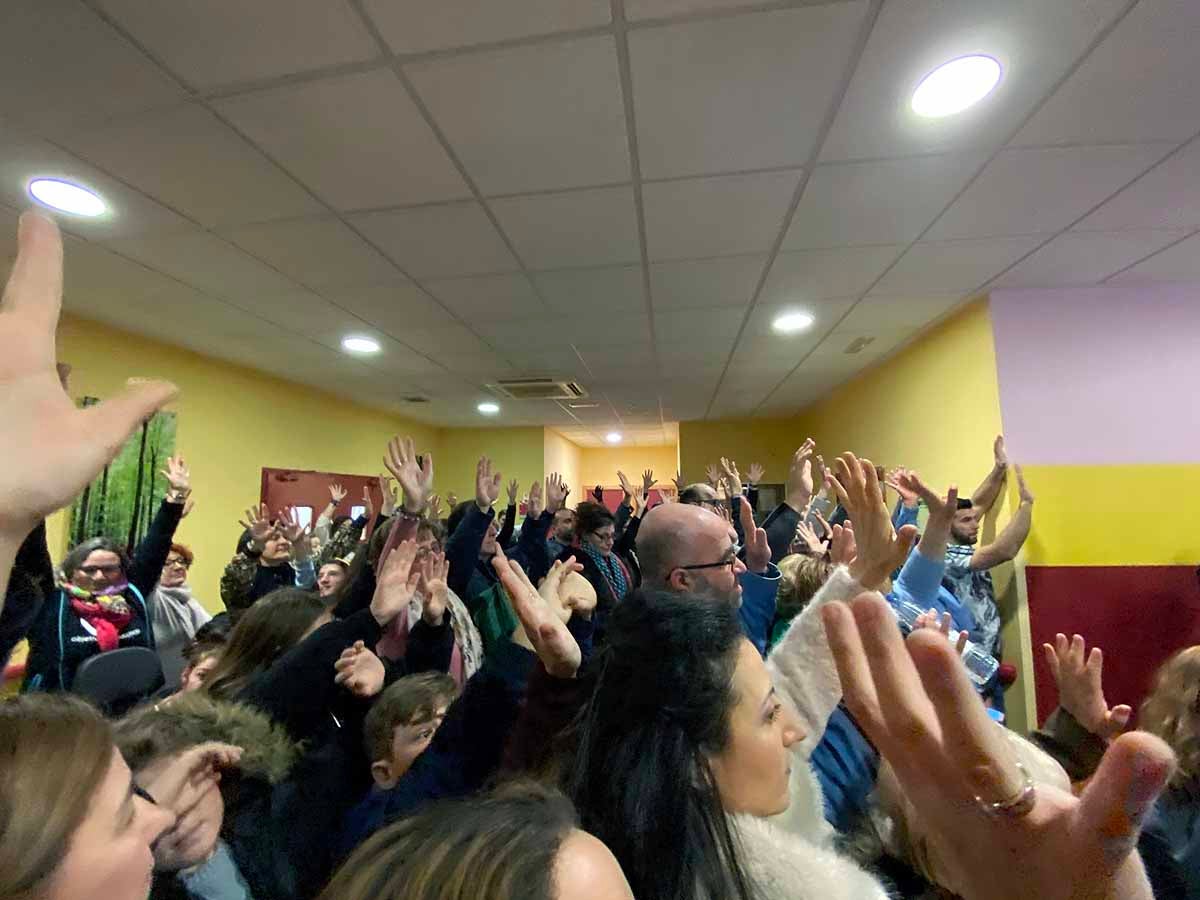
3, 0, 1200, 447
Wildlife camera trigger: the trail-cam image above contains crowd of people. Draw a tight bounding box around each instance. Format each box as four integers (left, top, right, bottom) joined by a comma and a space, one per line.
0, 210, 1195, 900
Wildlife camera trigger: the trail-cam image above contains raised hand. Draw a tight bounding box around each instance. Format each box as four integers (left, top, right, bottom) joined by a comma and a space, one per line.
994, 434, 1009, 469
475, 457, 502, 512
617, 470, 636, 501
419, 551, 450, 625
545, 472, 568, 515
884, 467, 920, 508
361, 485, 375, 522
704, 463, 720, 487
1015, 464, 1035, 505
446, 492, 458, 509
385, 436, 434, 514
238, 503, 274, 550
672, 471, 686, 492
746, 462, 764, 486
334, 640, 386, 698
506, 478, 519, 506
591, 485, 603, 503
641, 469, 656, 495
785, 439, 816, 513
277, 506, 310, 557
560, 569, 598, 620
0, 213, 178, 551
160, 454, 191, 502
831, 452, 916, 590
328, 482, 348, 505
720, 457, 743, 498
1043, 633, 1132, 740
138, 741, 242, 811
793, 519, 827, 556
492, 548, 584, 678
914, 608, 970, 656
824, 593, 1171, 900
527, 479, 544, 519
828, 522, 856, 567
370, 539, 421, 625
427, 493, 443, 521
378, 474, 397, 517
813, 508, 832, 538
738, 496, 769, 574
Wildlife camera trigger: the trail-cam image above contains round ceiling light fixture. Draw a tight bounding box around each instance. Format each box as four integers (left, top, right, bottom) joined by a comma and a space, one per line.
27, 178, 107, 217
605, 432, 622, 444
771, 310, 816, 335
911, 55, 1002, 118
477, 401, 501, 415
341, 335, 381, 354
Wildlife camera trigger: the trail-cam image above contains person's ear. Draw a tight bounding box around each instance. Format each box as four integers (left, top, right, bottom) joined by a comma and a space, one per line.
370, 759, 398, 790
667, 568, 690, 592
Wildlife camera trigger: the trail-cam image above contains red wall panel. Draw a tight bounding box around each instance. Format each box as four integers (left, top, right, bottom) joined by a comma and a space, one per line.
1026, 565, 1200, 725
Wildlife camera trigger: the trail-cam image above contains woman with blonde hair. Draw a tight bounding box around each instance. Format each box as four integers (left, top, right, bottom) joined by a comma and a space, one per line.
1137, 645, 1200, 898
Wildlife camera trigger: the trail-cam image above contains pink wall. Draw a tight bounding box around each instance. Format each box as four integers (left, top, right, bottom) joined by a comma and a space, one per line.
989, 285, 1200, 465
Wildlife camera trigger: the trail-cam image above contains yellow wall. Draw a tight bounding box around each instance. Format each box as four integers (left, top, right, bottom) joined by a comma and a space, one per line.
434, 426, 546, 513
578, 443, 680, 493
543, 428, 582, 500
678, 418, 801, 486
51, 314, 438, 610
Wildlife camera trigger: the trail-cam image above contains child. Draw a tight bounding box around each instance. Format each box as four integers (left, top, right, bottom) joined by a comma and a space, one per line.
363, 672, 459, 789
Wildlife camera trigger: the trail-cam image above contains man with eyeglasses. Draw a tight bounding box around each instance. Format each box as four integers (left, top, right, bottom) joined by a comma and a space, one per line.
637, 495, 778, 656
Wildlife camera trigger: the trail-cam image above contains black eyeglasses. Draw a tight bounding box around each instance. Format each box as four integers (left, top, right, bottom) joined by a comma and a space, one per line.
164, 557, 191, 569
78, 563, 122, 577
675, 544, 742, 572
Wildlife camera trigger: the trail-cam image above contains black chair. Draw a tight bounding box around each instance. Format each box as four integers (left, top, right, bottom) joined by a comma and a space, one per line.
72, 647, 165, 716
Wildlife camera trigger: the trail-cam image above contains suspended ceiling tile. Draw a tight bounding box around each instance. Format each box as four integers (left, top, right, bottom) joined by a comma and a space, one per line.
1106, 232, 1200, 283
995, 230, 1190, 288
629, 3, 868, 178
1012, 0, 1200, 147
741, 297, 858, 340
760, 245, 904, 305
102, 229, 300, 298
215, 69, 470, 211
322, 281, 462, 333
425, 273, 545, 322
406, 35, 628, 195
649, 256, 764, 311
0, 0, 185, 133
97, 0, 378, 90
819, 0, 1129, 162
1076, 141, 1200, 231
834, 294, 967, 332
654, 307, 746, 344
491, 185, 639, 269
926, 144, 1172, 241
643, 169, 802, 260
871, 236, 1044, 295
784, 153, 987, 249
534, 266, 645, 315
349, 202, 519, 279
58, 103, 324, 229
362, 0, 610, 54
222, 216, 402, 288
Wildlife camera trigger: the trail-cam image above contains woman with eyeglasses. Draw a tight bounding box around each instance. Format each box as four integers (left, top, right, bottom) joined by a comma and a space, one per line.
22, 456, 192, 693
148, 542, 212, 687
563, 501, 640, 637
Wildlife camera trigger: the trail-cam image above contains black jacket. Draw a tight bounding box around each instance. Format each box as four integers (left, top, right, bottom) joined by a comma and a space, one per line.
23, 500, 182, 692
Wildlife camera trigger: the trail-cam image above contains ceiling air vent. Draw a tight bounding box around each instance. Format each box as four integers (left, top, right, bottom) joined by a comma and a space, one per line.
843, 336, 876, 355
489, 378, 588, 401
402, 396, 430, 404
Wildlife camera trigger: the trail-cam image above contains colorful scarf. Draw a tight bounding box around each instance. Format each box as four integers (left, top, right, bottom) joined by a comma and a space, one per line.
62, 582, 134, 652
580, 541, 630, 602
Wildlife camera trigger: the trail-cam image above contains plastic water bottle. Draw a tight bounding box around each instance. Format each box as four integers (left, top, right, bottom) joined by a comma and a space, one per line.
890, 599, 999, 687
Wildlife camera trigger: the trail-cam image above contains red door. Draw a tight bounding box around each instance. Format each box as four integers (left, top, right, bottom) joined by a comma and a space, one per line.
260, 468, 385, 529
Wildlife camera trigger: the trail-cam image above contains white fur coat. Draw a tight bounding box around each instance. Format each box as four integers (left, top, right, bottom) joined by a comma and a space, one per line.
728, 567, 892, 900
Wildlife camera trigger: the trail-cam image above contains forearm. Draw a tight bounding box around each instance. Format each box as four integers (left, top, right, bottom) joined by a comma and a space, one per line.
446, 506, 492, 597
129, 498, 184, 595
512, 511, 553, 584
762, 503, 800, 564
977, 500, 1033, 568
971, 462, 1007, 513
916, 517, 951, 562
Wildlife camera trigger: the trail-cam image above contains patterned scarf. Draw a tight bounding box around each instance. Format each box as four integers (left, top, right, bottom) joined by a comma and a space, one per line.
580, 542, 630, 602
62, 582, 133, 652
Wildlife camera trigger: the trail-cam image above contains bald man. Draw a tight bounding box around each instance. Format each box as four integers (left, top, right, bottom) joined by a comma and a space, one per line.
636, 499, 779, 655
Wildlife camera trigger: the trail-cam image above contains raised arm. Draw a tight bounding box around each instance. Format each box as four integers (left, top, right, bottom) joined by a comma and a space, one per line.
971, 434, 1009, 514
445, 456, 500, 597
970, 465, 1034, 571
127, 454, 189, 597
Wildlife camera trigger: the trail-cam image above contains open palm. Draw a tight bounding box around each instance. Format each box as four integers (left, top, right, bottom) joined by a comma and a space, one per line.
0, 213, 177, 542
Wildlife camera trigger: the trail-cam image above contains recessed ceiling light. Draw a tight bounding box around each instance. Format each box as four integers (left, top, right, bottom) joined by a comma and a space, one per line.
911, 55, 1001, 118
605, 432, 622, 444
341, 335, 380, 354
477, 401, 501, 415
27, 178, 107, 217
771, 310, 815, 335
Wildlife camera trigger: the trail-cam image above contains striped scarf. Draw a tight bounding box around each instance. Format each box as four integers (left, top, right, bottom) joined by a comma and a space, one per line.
580, 542, 630, 602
